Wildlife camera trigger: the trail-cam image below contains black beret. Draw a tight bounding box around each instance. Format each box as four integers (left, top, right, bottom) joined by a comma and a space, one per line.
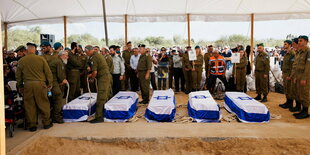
26, 42, 37, 48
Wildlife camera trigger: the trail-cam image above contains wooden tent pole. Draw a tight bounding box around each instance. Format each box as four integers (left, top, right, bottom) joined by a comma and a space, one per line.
125, 14, 128, 45
187, 14, 191, 46
4, 22, 8, 51
63, 16, 67, 48
250, 13, 254, 68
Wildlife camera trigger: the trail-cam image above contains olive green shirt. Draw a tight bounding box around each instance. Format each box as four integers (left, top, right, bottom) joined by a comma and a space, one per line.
282, 49, 295, 75
182, 53, 191, 70
137, 53, 152, 71
16, 53, 53, 88
122, 50, 133, 68
193, 54, 204, 70
204, 52, 213, 70
67, 51, 82, 70
233, 56, 248, 74
49, 57, 66, 83
291, 46, 310, 81
105, 54, 114, 74
89, 52, 110, 78
254, 52, 270, 74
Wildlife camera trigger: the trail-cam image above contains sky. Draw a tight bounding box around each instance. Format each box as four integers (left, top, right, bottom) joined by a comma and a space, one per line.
11, 19, 310, 42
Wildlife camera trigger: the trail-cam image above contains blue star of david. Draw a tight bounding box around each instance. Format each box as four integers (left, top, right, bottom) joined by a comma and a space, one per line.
236, 97, 253, 100
116, 96, 132, 99
78, 96, 94, 100
154, 96, 171, 100
192, 95, 209, 99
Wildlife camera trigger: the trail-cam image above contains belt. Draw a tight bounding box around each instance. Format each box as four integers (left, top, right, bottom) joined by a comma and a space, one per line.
69, 69, 80, 72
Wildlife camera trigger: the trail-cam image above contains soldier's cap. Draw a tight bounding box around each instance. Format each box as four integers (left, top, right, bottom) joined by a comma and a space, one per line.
138, 44, 146, 48
195, 45, 200, 49
64, 47, 71, 51
257, 43, 264, 47
26, 42, 37, 48
185, 46, 191, 49
53, 42, 62, 50
41, 41, 51, 47
14, 45, 26, 52
284, 40, 292, 45
292, 38, 299, 44
298, 35, 309, 42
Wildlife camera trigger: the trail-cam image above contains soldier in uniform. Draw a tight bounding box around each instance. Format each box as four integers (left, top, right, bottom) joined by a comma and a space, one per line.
122, 42, 133, 90
291, 36, 310, 119
49, 50, 68, 123
279, 40, 295, 109
289, 38, 301, 112
53, 42, 63, 56
204, 45, 214, 89
137, 44, 152, 104
182, 46, 193, 94
85, 45, 112, 123
254, 43, 270, 102
77, 46, 88, 93
16, 43, 53, 131
191, 46, 204, 91
101, 47, 114, 74
41, 41, 56, 63
67, 42, 82, 101
232, 48, 248, 92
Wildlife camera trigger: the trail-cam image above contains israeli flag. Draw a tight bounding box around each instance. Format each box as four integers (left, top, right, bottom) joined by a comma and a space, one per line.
145, 89, 176, 122
63, 93, 97, 122
188, 91, 221, 123
104, 91, 139, 122
224, 92, 270, 123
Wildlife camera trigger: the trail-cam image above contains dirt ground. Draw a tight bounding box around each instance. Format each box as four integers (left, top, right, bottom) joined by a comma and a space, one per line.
6, 91, 310, 154
20, 136, 310, 155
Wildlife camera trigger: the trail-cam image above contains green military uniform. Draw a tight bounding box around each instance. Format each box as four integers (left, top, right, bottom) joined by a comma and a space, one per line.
105, 54, 114, 74
122, 50, 133, 90
137, 53, 152, 104
191, 54, 203, 91
291, 46, 310, 108
204, 52, 213, 88
67, 51, 82, 101
254, 52, 270, 97
79, 54, 88, 93
88, 52, 112, 119
182, 53, 192, 93
282, 49, 295, 100
16, 53, 53, 128
49, 56, 66, 122
233, 56, 248, 91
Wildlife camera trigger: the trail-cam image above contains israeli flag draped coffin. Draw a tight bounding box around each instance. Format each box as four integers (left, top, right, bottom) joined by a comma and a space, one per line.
104, 91, 138, 122
224, 92, 270, 123
188, 91, 221, 122
145, 89, 176, 122
63, 93, 97, 122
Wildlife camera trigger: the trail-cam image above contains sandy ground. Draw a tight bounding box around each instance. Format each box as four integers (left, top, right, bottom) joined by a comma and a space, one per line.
6, 91, 310, 154
19, 136, 310, 155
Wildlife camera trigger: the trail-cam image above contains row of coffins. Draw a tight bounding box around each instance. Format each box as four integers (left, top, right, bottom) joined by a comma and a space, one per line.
63, 90, 270, 123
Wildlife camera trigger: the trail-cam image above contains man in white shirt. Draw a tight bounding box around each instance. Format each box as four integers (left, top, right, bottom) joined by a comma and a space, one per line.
110, 45, 125, 95
130, 48, 140, 91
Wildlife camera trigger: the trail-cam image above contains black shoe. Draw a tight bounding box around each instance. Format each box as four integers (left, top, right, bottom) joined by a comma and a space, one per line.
90, 118, 104, 123
29, 127, 37, 132
293, 111, 303, 116
43, 123, 53, 129
290, 100, 301, 112
53, 119, 64, 124
279, 99, 293, 109
261, 96, 267, 103
295, 107, 309, 119
254, 94, 261, 100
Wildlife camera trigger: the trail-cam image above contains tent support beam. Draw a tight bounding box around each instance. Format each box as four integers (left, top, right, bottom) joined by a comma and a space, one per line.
125, 14, 128, 45
63, 16, 67, 48
4, 22, 8, 51
0, 17, 6, 155
102, 0, 109, 47
250, 13, 254, 68
187, 14, 191, 46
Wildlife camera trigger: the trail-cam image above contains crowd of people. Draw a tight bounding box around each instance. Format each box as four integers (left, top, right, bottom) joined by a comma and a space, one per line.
2, 35, 310, 132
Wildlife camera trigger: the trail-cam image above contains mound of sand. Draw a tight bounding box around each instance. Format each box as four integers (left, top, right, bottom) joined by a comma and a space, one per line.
20, 136, 310, 155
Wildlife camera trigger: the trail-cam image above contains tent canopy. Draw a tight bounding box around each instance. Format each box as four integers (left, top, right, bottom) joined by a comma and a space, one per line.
1, 0, 310, 26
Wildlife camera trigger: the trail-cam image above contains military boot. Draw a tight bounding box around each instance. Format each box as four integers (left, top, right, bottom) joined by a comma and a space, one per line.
295, 106, 309, 119
254, 94, 261, 100
279, 99, 293, 109
290, 100, 301, 112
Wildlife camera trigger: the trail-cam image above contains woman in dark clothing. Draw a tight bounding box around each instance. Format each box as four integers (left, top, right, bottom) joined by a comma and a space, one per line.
245, 45, 252, 75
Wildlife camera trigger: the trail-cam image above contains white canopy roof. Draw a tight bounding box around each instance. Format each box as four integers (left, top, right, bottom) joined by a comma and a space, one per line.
1, 0, 310, 26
